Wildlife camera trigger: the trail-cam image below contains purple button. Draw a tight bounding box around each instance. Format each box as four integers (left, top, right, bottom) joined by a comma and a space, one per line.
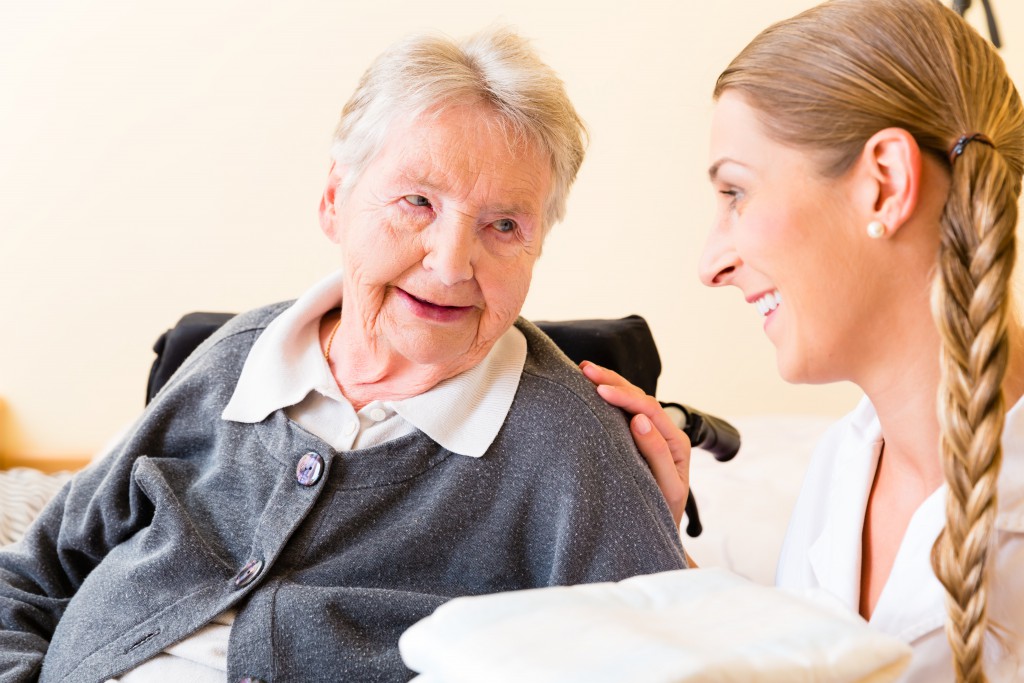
296, 452, 324, 486
238, 678, 267, 683
234, 558, 264, 588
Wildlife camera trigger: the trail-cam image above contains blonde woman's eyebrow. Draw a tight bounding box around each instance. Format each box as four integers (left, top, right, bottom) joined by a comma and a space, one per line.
707, 158, 749, 182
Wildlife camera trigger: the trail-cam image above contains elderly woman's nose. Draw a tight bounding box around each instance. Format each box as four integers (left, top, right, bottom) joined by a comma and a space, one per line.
422, 221, 476, 285
698, 222, 740, 288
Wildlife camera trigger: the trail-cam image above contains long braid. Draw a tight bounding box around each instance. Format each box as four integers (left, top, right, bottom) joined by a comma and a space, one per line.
929, 7, 1024, 676
931, 140, 1018, 682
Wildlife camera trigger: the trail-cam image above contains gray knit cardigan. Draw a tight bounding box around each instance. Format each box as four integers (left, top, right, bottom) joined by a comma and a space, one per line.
0, 303, 687, 682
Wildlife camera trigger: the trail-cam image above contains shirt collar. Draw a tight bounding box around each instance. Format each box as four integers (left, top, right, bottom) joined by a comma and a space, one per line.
388, 328, 525, 457
806, 395, 883, 612
827, 393, 1024, 529
807, 392, 1024, 640
221, 270, 527, 458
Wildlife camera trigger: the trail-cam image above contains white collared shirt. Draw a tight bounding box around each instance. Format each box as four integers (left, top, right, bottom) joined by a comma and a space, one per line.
111, 270, 527, 682
222, 269, 527, 457
777, 395, 1024, 682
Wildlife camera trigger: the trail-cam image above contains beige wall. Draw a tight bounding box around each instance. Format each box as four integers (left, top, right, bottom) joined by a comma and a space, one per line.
2, 1, 1022, 460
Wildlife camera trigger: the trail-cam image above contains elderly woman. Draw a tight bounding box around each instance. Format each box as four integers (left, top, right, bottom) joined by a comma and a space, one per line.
0, 29, 686, 683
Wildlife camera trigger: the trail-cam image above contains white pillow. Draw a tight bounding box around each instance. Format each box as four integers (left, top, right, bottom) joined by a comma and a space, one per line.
400, 567, 911, 683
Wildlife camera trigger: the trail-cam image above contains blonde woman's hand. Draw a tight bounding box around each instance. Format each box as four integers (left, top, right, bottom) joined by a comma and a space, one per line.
580, 361, 690, 529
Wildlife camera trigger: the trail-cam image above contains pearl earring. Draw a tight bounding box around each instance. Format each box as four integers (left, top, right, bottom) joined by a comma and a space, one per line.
867, 220, 886, 239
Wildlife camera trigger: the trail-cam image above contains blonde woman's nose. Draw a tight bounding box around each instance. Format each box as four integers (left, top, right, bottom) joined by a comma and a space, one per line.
698, 224, 740, 287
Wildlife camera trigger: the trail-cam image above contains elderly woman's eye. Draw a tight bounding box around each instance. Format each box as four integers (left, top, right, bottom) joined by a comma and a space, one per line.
403, 195, 431, 208
493, 219, 517, 234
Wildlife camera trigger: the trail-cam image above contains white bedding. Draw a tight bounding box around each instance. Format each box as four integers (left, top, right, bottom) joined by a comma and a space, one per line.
0, 467, 72, 546
400, 567, 911, 683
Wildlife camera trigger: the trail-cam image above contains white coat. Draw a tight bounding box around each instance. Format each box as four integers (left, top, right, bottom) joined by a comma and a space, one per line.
777, 395, 1024, 681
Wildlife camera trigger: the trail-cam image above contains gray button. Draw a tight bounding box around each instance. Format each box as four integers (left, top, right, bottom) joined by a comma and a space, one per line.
234, 558, 264, 588
296, 452, 324, 486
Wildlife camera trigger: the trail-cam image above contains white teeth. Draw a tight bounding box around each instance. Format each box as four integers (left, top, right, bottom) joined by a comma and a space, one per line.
754, 290, 781, 316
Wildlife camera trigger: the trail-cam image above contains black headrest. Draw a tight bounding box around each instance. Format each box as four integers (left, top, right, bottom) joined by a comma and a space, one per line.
147, 312, 661, 405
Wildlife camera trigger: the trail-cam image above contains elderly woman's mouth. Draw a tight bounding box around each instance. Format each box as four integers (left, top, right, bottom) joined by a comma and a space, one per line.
395, 288, 475, 323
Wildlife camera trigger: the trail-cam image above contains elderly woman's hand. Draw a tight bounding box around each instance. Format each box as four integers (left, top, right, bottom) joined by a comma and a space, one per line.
580, 361, 691, 529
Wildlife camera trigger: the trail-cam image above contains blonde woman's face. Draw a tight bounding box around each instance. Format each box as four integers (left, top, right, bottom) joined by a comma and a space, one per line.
700, 91, 873, 384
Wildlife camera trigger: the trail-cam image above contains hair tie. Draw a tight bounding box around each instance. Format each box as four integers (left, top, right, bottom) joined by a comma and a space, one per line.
948, 133, 995, 164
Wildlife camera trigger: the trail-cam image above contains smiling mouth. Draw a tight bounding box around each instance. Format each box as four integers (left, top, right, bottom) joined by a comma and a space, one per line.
753, 290, 781, 317
400, 289, 471, 310
396, 287, 474, 322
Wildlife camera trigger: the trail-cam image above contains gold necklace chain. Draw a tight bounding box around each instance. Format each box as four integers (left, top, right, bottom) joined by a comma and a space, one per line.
324, 316, 342, 363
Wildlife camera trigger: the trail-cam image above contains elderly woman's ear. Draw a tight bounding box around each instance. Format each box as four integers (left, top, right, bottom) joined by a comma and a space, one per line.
319, 161, 347, 243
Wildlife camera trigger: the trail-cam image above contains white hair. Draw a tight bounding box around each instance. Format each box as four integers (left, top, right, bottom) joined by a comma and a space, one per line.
329, 28, 588, 231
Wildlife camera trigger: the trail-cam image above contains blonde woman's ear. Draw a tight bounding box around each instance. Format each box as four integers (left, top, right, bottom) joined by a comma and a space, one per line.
860, 127, 922, 236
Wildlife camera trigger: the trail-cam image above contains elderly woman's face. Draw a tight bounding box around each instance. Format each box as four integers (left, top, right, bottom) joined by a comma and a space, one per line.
320, 104, 552, 371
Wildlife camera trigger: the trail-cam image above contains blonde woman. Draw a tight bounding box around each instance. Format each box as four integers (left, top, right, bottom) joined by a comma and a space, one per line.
588, 0, 1024, 680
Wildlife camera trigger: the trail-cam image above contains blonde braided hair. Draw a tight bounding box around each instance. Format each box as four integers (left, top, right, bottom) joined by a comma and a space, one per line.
931, 43, 1021, 680
714, 0, 1024, 679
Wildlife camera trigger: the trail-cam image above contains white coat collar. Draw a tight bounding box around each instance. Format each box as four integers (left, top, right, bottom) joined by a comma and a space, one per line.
807, 394, 1024, 642
806, 397, 883, 614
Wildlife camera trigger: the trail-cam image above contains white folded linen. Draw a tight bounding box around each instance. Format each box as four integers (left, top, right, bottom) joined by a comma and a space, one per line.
400, 567, 911, 683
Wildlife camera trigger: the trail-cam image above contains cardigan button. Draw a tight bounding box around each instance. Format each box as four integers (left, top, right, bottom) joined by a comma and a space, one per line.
295, 451, 324, 487
238, 678, 267, 683
233, 558, 264, 588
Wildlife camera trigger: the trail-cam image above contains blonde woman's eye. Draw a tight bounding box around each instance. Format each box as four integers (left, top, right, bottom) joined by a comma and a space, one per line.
493, 219, 517, 233
718, 189, 742, 208
403, 195, 431, 207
